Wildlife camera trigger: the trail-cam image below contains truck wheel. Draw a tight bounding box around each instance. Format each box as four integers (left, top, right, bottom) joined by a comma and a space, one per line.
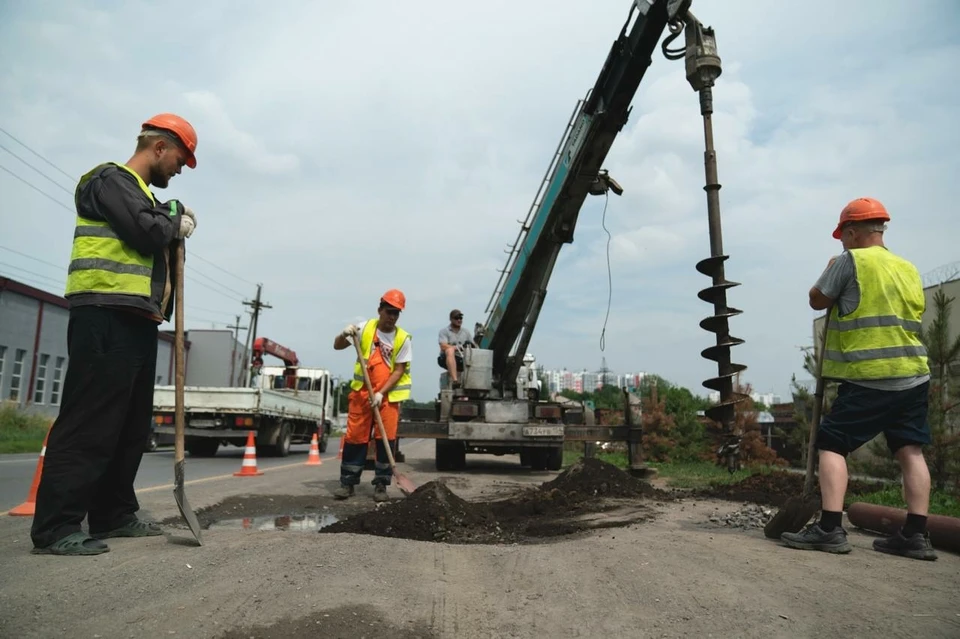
451, 442, 466, 470
546, 445, 563, 471
273, 422, 292, 457
318, 424, 329, 453
435, 440, 452, 471
186, 438, 220, 457
144, 432, 159, 453
519, 449, 532, 467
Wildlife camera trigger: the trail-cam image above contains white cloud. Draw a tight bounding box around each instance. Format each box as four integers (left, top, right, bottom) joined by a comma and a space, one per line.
1, 0, 958, 403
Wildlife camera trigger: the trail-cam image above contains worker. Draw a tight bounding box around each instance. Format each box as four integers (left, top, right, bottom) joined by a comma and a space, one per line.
437, 308, 474, 387
333, 289, 412, 502
781, 197, 937, 561
30, 114, 199, 556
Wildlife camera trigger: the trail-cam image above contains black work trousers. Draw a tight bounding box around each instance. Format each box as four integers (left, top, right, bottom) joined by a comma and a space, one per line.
31, 305, 159, 548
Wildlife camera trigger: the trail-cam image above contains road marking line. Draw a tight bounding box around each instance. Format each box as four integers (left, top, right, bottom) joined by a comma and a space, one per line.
136, 460, 310, 494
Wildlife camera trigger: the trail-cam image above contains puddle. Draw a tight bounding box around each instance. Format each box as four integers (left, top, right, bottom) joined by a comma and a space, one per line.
210, 513, 340, 532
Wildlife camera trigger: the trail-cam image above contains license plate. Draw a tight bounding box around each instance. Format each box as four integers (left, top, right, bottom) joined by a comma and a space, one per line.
522, 426, 563, 437
189, 419, 218, 428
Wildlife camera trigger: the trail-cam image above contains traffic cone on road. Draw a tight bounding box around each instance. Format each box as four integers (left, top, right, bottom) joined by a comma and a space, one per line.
8, 425, 52, 517
233, 431, 264, 477
306, 433, 322, 466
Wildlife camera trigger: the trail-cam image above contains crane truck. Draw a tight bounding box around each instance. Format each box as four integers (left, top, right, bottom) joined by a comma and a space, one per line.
151, 336, 337, 457
398, 0, 748, 473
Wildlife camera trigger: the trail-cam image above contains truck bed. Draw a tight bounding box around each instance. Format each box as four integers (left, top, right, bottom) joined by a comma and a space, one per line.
153, 385, 327, 421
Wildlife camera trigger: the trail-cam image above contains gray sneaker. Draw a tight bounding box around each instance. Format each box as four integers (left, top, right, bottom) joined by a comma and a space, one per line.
781, 523, 852, 554
373, 485, 389, 503
873, 529, 937, 561
333, 485, 354, 500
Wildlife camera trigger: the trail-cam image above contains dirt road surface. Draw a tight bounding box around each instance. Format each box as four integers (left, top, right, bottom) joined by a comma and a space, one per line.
1, 439, 957, 638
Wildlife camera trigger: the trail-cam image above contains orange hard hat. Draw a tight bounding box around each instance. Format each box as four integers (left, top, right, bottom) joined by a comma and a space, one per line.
141, 113, 198, 169
832, 197, 890, 239
380, 289, 406, 310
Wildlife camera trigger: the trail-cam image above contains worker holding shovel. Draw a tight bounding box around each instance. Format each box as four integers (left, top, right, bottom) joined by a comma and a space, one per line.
333, 289, 413, 502
30, 114, 199, 556
780, 198, 936, 561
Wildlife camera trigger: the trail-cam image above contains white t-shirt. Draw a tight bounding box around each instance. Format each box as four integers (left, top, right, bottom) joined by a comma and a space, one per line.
366, 320, 412, 365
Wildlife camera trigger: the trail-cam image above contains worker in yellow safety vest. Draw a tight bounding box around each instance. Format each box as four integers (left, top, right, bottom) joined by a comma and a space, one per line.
781, 197, 937, 561
31, 114, 199, 556
332, 289, 412, 502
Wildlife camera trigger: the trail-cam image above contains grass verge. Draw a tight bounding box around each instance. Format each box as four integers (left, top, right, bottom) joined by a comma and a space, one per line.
851, 485, 960, 518
0, 403, 51, 454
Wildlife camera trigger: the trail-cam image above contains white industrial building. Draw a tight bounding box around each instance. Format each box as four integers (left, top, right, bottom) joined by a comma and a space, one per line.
0, 276, 248, 418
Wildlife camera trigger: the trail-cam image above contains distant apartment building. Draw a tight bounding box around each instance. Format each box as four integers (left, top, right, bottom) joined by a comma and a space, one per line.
541, 366, 646, 395
708, 390, 782, 407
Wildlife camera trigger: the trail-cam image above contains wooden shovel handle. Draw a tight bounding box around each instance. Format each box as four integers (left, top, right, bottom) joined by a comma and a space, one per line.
174, 240, 186, 465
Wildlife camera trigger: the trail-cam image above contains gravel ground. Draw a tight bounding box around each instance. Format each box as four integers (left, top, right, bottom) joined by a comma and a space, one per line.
1, 440, 958, 639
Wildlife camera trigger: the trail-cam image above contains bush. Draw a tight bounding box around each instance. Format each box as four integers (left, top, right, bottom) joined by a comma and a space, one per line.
0, 402, 51, 453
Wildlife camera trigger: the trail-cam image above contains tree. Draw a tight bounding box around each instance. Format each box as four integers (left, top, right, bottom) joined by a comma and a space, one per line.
918, 289, 960, 491
640, 381, 677, 462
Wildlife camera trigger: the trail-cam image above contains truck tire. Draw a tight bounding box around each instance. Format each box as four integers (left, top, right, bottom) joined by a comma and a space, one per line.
186, 438, 219, 457
435, 439, 465, 471
318, 423, 330, 453
546, 445, 563, 471
273, 422, 292, 457
144, 432, 159, 453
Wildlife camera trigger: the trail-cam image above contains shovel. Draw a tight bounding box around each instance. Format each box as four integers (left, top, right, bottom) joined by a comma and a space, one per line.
173, 239, 203, 545
763, 307, 832, 539
351, 337, 417, 496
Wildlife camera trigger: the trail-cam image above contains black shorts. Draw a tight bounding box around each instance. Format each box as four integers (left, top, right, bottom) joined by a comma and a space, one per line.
437, 351, 464, 371
815, 381, 931, 456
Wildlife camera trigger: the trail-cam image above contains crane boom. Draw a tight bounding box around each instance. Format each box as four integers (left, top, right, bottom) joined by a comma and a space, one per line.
477, 0, 690, 389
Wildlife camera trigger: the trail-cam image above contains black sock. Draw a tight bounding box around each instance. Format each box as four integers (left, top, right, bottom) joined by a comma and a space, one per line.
901, 513, 927, 538
819, 510, 843, 532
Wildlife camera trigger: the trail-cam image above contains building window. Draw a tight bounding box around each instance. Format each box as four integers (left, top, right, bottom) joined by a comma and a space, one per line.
33, 353, 49, 404
0, 346, 5, 391
50, 357, 65, 405
8, 348, 26, 402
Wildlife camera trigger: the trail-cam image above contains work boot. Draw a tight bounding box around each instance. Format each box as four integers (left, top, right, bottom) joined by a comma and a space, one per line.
90, 518, 163, 539
373, 485, 389, 503
873, 529, 937, 561
781, 523, 852, 554
333, 485, 354, 500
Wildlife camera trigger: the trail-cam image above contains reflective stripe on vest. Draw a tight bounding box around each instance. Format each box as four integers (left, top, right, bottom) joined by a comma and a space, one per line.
822, 246, 929, 380
350, 318, 413, 402
64, 163, 155, 299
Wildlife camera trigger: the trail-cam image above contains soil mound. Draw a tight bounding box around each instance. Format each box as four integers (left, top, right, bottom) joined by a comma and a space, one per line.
541, 457, 671, 500
697, 470, 887, 507
320, 481, 500, 543
321, 458, 666, 544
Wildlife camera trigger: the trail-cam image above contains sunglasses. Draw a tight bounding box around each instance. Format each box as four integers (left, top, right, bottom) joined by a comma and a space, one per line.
452, 315, 463, 320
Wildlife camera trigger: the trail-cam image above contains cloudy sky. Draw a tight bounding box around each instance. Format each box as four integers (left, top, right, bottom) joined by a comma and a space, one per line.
2, 0, 958, 403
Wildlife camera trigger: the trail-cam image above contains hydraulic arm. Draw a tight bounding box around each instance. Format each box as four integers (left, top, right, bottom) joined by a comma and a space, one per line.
477, 0, 692, 392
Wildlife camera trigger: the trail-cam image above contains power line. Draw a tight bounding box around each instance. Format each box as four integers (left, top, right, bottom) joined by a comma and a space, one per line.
0, 244, 67, 271
0, 142, 74, 195
0, 126, 254, 290
0, 125, 76, 181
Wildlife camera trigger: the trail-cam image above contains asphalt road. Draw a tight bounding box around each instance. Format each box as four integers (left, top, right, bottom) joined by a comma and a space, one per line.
0, 438, 344, 513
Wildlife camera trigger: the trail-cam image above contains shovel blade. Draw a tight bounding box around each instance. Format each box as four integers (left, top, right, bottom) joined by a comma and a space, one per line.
394, 471, 417, 497
763, 494, 821, 539
174, 460, 203, 545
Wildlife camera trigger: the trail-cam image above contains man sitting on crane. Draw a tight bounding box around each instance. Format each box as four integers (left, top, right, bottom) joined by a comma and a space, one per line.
333, 289, 412, 501
437, 308, 474, 387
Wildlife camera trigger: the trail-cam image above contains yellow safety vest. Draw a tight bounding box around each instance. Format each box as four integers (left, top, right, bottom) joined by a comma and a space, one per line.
65, 163, 164, 300
350, 319, 412, 402
822, 246, 929, 381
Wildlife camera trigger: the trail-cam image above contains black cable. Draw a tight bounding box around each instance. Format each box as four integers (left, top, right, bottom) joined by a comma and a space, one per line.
0, 125, 76, 181
0, 142, 75, 195
599, 191, 613, 352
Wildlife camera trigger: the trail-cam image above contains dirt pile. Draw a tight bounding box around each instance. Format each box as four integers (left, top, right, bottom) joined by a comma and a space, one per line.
697, 471, 887, 507
321, 458, 665, 544
321, 481, 500, 543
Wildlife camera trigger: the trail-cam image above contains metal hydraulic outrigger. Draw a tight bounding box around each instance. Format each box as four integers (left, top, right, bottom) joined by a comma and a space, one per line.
663, 11, 748, 472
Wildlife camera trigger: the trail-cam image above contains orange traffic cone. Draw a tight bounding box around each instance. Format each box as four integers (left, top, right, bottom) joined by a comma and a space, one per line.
306, 433, 322, 466
9, 425, 52, 517
234, 431, 263, 477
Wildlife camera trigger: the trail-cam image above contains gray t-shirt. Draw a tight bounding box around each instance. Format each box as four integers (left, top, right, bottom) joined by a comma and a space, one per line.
814, 250, 928, 390
438, 326, 473, 353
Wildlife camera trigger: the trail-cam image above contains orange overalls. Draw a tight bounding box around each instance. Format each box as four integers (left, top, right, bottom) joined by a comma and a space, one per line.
340, 338, 399, 487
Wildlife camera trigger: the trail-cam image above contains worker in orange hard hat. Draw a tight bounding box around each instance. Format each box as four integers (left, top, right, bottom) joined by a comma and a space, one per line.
332, 290, 413, 502
781, 196, 936, 561
30, 114, 200, 556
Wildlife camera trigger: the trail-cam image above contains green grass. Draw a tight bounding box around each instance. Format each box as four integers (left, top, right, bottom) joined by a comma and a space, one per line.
0, 403, 51, 454
850, 485, 960, 518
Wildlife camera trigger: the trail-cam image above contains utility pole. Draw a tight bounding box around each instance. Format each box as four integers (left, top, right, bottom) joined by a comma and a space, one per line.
226, 314, 248, 388
241, 284, 272, 386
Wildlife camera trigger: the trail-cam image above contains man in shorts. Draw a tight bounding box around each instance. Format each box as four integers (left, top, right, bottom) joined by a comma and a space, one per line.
437, 309, 474, 387
781, 197, 937, 561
